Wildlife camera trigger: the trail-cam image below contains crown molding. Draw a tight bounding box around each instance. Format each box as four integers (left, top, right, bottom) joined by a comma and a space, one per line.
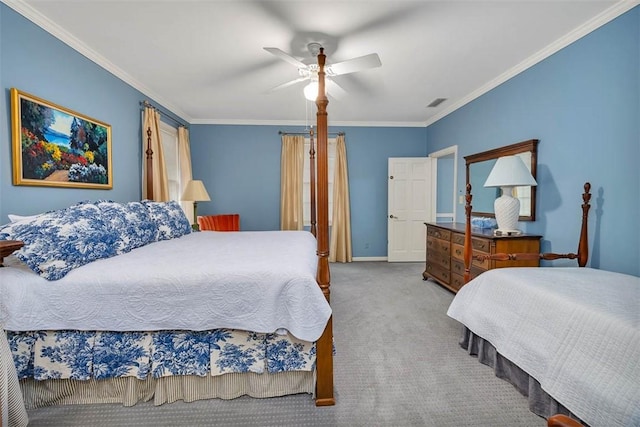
190, 118, 427, 127
1, 0, 193, 123
424, 0, 640, 127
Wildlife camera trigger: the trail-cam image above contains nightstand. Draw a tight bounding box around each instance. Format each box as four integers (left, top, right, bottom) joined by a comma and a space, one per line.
0, 240, 24, 267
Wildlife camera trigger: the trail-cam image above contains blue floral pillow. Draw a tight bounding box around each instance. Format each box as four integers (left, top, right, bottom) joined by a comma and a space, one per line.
0, 203, 119, 280
142, 200, 191, 241
96, 201, 158, 253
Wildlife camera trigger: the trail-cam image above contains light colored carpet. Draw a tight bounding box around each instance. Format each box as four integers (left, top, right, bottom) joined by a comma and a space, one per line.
25, 262, 544, 426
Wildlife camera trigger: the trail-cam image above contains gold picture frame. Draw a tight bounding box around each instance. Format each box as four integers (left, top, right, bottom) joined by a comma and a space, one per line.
10, 88, 112, 189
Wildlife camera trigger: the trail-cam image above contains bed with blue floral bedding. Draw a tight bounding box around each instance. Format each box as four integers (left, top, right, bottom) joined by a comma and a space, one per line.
0, 200, 331, 409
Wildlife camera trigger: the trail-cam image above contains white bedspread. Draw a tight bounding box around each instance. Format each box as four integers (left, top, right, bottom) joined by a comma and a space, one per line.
447, 267, 640, 427
0, 231, 331, 342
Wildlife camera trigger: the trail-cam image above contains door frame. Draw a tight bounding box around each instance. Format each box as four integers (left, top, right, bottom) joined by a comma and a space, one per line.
428, 145, 458, 223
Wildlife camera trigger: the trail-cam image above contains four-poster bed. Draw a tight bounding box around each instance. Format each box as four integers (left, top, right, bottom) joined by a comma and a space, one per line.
449, 182, 640, 427
0, 49, 334, 421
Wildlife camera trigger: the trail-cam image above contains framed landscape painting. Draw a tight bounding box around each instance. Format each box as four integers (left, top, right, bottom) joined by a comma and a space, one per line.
10, 88, 112, 189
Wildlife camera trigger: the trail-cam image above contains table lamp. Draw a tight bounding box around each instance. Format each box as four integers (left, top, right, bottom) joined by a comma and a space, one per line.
181, 179, 210, 231
484, 155, 537, 235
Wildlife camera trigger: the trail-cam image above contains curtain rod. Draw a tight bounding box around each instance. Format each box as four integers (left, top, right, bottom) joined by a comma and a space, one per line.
278, 130, 345, 136
140, 100, 188, 128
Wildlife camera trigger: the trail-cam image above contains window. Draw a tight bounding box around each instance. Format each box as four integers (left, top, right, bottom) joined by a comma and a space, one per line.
303, 137, 336, 226
159, 121, 181, 201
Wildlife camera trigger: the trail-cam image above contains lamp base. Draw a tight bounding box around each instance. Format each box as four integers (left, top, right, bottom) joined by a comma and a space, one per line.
192, 201, 200, 232
494, 187, 521, 234
493, 228, 523, 237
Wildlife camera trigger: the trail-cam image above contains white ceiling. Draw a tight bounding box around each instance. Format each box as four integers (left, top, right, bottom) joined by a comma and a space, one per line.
7, 0, 634, 126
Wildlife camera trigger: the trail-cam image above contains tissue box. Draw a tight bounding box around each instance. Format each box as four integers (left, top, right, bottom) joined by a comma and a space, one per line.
471, 217, 497, 229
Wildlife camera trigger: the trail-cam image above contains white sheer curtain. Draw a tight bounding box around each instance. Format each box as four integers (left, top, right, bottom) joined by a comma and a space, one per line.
280, 135, 305, 230
141, 106, 169, 201
177, 126, 194, 223
329, 134, 352, 262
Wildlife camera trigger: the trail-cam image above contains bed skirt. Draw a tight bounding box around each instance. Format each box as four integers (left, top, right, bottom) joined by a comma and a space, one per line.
20, 371, 314, 409
1, 330, 28, 427
460, 326, 588, 426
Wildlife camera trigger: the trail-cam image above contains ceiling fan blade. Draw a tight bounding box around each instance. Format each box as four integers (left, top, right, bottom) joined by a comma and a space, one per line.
263, 47, 307, 68
326, 79, 347, 100
266, 76, 309, 93
327, 53, 382, 76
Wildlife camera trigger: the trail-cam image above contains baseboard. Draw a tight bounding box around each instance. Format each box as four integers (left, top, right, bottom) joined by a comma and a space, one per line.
351, 257, 388, 262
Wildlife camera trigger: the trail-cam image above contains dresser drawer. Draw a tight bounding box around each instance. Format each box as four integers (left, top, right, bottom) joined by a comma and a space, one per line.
427, 245, 451, 270
451, 259, 486, 279
452, 233, 465, 246
427, 236, 450, 255
451, 243, 489, 270
451, 243, 464, 260
452, 233, 491, 254
451, 258, 464, 276
472, 237, 491, 254
450, 273, 466, 292
426, 227, 451, 241
425, 261, 450, 284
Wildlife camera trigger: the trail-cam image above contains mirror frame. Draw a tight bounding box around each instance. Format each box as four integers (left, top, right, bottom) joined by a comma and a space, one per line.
464, 139, 538, 221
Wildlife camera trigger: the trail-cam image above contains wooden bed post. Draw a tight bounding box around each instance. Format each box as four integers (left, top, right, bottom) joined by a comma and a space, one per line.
314, 47, 335, 406
463, 184, 473, 283
309, 127, 317, 238
577, 182, 591, 267
146, 127, 154, 200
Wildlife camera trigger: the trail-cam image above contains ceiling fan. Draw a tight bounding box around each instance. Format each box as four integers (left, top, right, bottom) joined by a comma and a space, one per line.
264, 42, 382, 100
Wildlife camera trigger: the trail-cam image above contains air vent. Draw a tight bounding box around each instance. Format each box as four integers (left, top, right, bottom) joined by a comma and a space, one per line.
427, 98, 447, 108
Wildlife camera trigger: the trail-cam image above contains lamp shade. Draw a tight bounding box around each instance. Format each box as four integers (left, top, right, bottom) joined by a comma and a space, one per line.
484, 155, 537, 188
181, 180, 210, 202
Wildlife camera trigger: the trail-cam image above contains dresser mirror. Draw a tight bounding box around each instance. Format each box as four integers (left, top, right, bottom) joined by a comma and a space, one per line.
464, 139, 538, 221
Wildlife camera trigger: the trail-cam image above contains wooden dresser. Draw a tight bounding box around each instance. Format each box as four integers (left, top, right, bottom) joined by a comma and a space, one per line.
423, 222, 541, 293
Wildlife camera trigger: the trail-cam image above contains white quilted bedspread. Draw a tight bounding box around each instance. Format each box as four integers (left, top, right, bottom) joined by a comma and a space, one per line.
447, 267, 640, 427
0, 231, 331, 342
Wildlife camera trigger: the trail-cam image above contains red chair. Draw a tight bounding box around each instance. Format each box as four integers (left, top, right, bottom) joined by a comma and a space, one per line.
197, 214, 240, 231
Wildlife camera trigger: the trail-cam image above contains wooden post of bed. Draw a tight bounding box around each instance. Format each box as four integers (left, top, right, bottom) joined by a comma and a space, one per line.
146, 127, 154, 200
314, 47, 335, 406
309, 127, 317, 238
576, 182, 591, 267
463, 184, 473, 284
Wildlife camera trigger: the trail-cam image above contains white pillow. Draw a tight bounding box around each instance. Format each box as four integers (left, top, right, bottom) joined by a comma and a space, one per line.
8, 214, 41, 223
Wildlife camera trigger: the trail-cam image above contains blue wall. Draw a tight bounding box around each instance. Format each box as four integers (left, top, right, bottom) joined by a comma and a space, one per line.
427, 7, 640, 276
0, 5, 148, 215
189, 124, 427, 257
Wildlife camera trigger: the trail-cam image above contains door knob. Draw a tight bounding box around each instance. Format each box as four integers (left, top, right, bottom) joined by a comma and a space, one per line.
389, 214, 395, 219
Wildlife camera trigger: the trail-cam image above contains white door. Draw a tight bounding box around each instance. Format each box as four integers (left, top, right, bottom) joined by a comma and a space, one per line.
388, 157, 435, 262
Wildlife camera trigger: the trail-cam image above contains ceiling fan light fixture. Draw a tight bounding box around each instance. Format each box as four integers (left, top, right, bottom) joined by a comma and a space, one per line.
304, 81, 319, 101
265, 45, 380, 100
